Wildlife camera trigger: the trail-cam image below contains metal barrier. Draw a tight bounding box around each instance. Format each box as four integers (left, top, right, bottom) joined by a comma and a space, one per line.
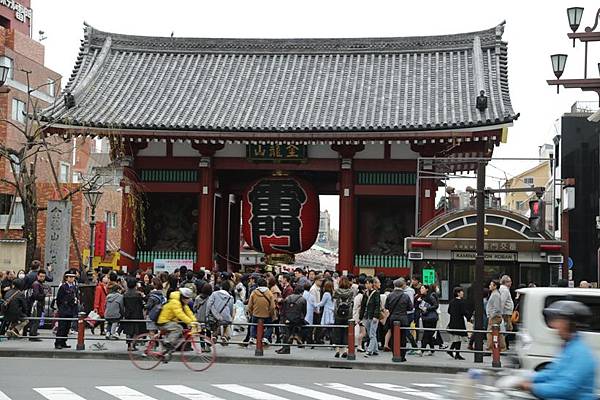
0, 315, 514, 366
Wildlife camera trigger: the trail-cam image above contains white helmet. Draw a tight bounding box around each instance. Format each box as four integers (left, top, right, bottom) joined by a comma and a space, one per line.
179, 287, 193, 299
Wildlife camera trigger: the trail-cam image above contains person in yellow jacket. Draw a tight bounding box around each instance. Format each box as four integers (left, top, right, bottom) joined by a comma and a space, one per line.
157, 287, 197, 358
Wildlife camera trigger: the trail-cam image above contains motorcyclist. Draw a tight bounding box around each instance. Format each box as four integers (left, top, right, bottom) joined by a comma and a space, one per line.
518, 300, 597, 399
157, 287, 197, 360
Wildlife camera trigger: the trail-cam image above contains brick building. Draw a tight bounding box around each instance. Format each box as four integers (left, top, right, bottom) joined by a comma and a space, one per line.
0, 1, 121, 274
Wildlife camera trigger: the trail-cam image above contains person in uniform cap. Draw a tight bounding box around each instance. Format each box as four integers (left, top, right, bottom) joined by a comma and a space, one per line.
54, 272, 79, 349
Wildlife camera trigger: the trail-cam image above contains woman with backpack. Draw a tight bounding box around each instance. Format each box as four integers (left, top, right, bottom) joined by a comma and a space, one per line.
145, 278, 165, 334
418, 284, 439, 356
206, 281, 234, 344
332, 276, 354, 358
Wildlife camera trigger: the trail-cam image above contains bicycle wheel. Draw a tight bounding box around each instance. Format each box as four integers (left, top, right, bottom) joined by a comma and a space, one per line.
181, 333, 216, 372
129, 333, 163, 370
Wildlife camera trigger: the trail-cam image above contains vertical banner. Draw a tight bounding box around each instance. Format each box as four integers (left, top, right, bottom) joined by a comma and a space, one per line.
44, 200, 72, 282
94, 221, 107, 257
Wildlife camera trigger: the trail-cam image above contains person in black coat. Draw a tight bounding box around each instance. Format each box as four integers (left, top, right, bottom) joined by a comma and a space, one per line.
447, 286, 472, 360
4, 278, 28, 337
122, 277, 147, 350
55, 272, 79, 349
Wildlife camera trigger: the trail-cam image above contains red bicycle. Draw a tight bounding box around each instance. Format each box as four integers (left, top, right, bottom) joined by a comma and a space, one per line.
128, 325, 216, 371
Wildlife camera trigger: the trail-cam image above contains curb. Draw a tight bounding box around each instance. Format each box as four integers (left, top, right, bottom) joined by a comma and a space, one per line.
0, 349, 471, 374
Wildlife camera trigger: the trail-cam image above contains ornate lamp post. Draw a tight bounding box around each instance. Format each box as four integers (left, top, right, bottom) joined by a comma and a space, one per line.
83, 189, 103, 273
547, 6, 600, 103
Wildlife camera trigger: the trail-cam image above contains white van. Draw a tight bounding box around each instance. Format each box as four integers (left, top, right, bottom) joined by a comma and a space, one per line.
515, 287, 600, 378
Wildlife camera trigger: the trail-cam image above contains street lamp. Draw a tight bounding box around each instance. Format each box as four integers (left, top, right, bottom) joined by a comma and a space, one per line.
550, 54, 568, 79
83, 189, 103, 273
567, 7, 584, 45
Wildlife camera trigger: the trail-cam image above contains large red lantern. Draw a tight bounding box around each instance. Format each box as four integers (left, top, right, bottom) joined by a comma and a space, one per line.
242, 175, 319, 255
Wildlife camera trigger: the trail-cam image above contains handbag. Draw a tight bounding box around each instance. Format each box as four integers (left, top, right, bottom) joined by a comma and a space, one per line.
85, 310, 101, 328
511, 310, 520, 324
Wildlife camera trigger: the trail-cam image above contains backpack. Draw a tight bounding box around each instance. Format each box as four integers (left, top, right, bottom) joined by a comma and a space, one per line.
335, 295, 352, 319
0, 290, 20, 314
147, 292, 166, 322
285, 295, 304, 323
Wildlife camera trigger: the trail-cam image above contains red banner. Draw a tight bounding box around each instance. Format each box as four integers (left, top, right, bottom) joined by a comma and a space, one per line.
94, 221, 107, 257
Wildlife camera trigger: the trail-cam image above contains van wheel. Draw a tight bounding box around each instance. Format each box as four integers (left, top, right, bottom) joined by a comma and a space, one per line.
534, 362, 551, 372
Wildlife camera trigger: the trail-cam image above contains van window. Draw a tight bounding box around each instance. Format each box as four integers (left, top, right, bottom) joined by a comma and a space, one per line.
544, 295, 600, 332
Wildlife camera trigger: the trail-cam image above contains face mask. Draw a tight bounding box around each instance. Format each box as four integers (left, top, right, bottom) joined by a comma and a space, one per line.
18, 273, 25, 279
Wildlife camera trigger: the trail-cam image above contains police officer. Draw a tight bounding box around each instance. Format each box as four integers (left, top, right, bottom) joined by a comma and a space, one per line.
519, 300, 597, 399
54, 271, 79, 349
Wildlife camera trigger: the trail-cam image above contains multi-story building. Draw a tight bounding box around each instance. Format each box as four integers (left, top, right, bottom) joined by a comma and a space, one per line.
0, 2, 121, 277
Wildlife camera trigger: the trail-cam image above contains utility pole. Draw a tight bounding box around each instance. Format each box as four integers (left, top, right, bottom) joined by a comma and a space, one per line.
473, 160, 486, 363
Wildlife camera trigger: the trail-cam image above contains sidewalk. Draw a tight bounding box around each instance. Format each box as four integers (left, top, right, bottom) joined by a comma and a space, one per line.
0, 330, 516, 374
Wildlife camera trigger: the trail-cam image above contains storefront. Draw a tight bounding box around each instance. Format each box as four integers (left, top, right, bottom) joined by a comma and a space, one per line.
405, 208, 565, 302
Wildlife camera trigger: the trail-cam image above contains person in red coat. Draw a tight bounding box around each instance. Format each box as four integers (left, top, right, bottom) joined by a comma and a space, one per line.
92, 274, 109, 335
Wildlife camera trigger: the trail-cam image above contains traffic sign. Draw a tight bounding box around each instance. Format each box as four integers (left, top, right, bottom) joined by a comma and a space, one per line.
568, 257, 574, 270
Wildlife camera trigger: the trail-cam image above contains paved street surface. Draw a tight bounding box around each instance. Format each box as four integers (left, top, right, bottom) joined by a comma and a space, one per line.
1, 357, 455, 399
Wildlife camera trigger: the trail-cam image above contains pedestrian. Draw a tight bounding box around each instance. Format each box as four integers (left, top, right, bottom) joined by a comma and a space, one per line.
268, 277, 282, 343
447, 287, 470, 360
486, 279, 505, 351
1, 270, 15, 299
27, 269, 50, 341
332, 276, 353, 358
247, 277, 276, 345
3, 278, 28, 338
104, 282, 124, 340
145, 277, 165, 334
418, 284, 439, 356
430, 283, 446, 350
499, 275, 514, 349
182, 270, 198, 299
316, 280, 335, 343
294, 268, 311, 289
122, 277, 147, 350
384, 278, 413, 362
379, 282, 392, 351
206, 281, 234, 344
276, 285, 307, 354
363, 277, 381, 357
54, 272, 79, 349
193, 282, 213, 328
309, 276, 324, 344
92, 273, 108, 336
402, 276, 420, 353
353, 284, 367, 352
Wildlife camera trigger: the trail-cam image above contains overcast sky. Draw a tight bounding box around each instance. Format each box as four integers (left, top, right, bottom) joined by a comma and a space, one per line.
33, 0, 600, 229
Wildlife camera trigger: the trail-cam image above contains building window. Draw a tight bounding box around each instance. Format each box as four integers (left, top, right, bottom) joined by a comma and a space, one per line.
59, 162, 70, 183
47, 79, 55, 96
523, 177, 534, 186
515, 201, 523, 210
111, 212, 117, 228
11, 99, 25, 123
0, 56, 13, 79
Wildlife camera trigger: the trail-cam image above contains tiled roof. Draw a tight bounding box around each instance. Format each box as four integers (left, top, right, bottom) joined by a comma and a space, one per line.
43, 23, 516, 134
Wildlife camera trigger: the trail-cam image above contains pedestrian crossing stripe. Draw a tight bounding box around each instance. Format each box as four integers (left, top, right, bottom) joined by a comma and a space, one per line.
156, 385, 226, 400
34, 388, 87, 400
97, 386, 157, 400
213, 384, 290, 400
364, 383, 444, 400
27, 383, 444, 400
266, 384, 350, 400
0, 391, 12, 400
317, 383, 410, 400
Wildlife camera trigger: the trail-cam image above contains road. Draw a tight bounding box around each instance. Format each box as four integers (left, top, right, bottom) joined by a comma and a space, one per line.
0, 358, 455, 399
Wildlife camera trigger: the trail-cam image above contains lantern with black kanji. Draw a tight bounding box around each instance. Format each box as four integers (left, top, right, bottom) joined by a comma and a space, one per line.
241, 175, 319, 255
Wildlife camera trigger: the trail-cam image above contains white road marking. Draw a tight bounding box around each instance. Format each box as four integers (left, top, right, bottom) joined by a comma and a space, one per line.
213, 384, 289, 400
365, 383, 444, 400
316, 383, 409, 400
266, 384, 350, 400
156, 385, 226, 400
96, 386, 157, 400
0, 390, 11, 400
34, 387, 87, 400
413, 384, 443, 388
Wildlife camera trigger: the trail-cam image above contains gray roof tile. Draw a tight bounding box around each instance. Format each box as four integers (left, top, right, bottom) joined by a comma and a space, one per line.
43, 23, 517, 133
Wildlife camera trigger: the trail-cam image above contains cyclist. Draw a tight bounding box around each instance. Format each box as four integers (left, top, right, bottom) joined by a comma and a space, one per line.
518, 300, 597, 400
156, 287, 198, 360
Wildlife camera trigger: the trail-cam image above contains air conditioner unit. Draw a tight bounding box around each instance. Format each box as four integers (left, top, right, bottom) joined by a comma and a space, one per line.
408, 251, 423, 261
547, 254, 564, 264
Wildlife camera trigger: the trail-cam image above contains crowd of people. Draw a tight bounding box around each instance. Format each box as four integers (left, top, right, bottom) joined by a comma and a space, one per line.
0, 262, 595, 361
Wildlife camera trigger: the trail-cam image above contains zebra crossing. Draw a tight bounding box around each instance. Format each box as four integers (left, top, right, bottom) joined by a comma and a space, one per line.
1, 382, 448, 400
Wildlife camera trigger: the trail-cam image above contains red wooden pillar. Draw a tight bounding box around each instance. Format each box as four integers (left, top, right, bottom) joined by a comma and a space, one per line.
120, 166, 137, 271
198, 157, 215, 271
419, 178, 437, 228
332, 144, 364, 275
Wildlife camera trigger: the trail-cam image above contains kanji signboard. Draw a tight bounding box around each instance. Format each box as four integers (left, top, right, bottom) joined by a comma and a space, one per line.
44, 201, 72, 280
242, 176, 318, 254
246, 144, 307, 162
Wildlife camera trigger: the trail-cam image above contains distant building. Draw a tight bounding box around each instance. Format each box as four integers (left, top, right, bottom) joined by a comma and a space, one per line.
318, 210, 331, 246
